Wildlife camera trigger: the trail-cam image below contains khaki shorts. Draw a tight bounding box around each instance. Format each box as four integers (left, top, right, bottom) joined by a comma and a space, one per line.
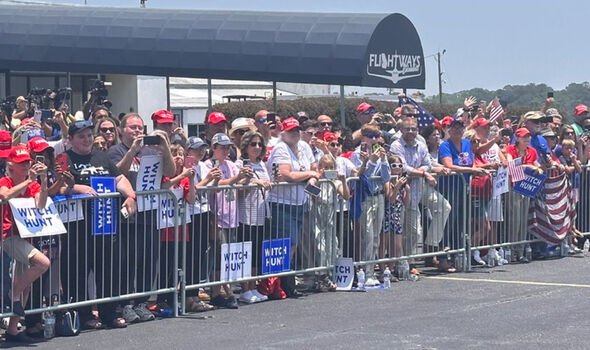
2, 235, 40, 272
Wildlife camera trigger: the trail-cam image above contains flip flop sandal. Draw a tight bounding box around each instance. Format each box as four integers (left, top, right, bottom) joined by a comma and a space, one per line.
110, 317, 127, 329
84, 318, 103, 330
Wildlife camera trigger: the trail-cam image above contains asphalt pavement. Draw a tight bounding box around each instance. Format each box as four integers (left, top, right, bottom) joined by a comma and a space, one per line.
4, 255, 590, 350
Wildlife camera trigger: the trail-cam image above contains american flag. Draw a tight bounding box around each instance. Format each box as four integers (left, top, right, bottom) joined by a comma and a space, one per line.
528, 172, 576, 244
489, 97, 505, 122
398, 96, 435, 129
508, 157, 525, 182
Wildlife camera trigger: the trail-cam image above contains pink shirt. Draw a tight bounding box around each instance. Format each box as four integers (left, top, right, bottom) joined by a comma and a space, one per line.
204, 159, 239, 229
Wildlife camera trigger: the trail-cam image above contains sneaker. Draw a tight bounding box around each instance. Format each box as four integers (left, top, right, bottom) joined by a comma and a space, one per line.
134, 303, 156, 322
251, 289, 268, 302
122, 305, 140, 324
472, 250, 487, 266
239, 290, 258, 304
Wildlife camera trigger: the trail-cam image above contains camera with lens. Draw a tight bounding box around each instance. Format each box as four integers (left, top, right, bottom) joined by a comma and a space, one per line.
0, 97, 16, 117
89, 80, 112, 110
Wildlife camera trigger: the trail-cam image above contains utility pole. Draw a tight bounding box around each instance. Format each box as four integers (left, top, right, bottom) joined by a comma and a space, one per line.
436, 49, 446, 105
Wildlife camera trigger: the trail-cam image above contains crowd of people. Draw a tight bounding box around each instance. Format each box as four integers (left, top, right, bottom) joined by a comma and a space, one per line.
0, 90, 588, 343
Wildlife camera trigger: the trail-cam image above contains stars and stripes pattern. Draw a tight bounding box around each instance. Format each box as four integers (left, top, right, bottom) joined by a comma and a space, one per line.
398, 96, 435, 129
507, 157, 525, 183
527, 172, 576, 245
489, 97, 505, 122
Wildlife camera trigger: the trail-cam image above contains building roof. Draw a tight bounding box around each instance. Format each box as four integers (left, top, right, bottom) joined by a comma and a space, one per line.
0, 4, 425, 88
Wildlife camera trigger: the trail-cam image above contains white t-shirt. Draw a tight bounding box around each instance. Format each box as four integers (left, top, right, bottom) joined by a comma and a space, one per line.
236, 159, 270, 226
267, 140, 314, 206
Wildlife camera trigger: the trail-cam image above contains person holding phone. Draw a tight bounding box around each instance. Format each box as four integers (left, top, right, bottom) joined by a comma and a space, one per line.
204, 133, 250, 309
0, 146, 50, 343
235, 130, 271, 303
266, 117, 318, 298
107, 113, 175, 322
350, 124, 390, 286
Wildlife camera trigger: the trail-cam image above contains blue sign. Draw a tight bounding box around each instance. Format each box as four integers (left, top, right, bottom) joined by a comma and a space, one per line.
513, 168, 547, 197
261, 238, 291, 275
91, 177, 117, 235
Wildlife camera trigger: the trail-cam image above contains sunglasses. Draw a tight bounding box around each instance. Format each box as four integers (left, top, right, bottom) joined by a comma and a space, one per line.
249, 142, 263, 147
236, 129, 247, 136
99, 127, 115, 133
329, 142, 341, 147
390, 163, 403, 168
320, 122, 333, 127
363, 132, 381, 139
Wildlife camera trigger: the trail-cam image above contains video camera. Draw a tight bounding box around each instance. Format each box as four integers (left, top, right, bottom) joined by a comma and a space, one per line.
89, 80, 112, 109
0, 96, 16, 116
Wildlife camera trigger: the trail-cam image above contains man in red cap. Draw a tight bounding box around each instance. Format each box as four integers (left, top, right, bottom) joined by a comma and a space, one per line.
571, 104, 589, 137
151, 109, 188, 145
0, 146, 50, 342
205, 111, 229, 144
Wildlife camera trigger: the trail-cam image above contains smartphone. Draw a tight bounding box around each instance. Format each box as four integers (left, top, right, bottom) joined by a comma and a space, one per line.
120, 206, 129, 219
56, 153, 69, 172
266, 112, 276, 123
401, 172, 408, 178
183, 156, 196, 168
372, 143, 381, 153
143, 135, 161, 145
547, 92, 554, 98
324, 170, 338, 180
304, 183, 321, 196
35, 155, 45, 163
272, 163, 279, 178
40, 109, 53, 122
211, 159, 219, 168
243, 159, 251, 167
360, 143, 369, 153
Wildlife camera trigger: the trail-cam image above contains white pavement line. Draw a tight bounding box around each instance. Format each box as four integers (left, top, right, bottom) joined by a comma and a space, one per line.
428, 276, 590, 288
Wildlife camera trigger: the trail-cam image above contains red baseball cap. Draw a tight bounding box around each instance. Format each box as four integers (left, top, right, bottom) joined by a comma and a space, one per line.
322, 132, 338, 143
151, 109, 175, 124
8, 145, 32, 163
575, 104, 589, 116
0, 131, 11, 159
207, 112, 227, 124
281, 117, 300, 132
440, 116, 454, 127
356, 102, 374, 114
27, 137, 53, 153
515, 128, 531, 138
472, 118, 490, 128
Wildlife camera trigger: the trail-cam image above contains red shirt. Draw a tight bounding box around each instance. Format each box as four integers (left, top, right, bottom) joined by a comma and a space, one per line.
0, 177, 41, 239
160, 177, 191, 242
505, 145, 538, 165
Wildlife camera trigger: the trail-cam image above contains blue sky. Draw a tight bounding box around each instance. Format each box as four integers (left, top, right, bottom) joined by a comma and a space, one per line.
54, 0, 589, 96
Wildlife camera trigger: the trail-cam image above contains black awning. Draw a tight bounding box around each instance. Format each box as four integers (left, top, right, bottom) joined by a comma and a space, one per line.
0, 5, 425, 89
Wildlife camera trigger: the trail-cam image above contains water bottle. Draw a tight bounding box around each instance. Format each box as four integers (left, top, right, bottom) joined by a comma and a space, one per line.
42, 297, 55, 339
497, 248, 505, 266
504, 248, 512, 263
401, 261, 410, 281
455, 253, 464, 271
560, 240, 569, 257
382, 267, 392, 289
486, 249, 496, 267
357, 268, 365, 289
584, 239, 589, 257
525, 244, 533, 261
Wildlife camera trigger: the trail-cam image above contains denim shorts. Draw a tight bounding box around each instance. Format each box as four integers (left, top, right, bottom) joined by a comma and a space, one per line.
269, 202, 304, 246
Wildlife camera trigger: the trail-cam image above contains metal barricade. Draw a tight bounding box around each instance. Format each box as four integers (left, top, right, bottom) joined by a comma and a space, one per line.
344, 173, 469, 282
0, 189, 180, 320
181, 180, 340, 310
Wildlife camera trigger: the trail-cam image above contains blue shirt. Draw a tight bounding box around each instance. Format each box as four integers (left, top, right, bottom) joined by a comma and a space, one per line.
530, 134, 551, 163
351, 149, 390, 195
438, 138, 473, 181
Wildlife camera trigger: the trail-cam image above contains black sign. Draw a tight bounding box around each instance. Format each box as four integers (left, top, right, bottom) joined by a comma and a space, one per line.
362, 13, 425, 89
